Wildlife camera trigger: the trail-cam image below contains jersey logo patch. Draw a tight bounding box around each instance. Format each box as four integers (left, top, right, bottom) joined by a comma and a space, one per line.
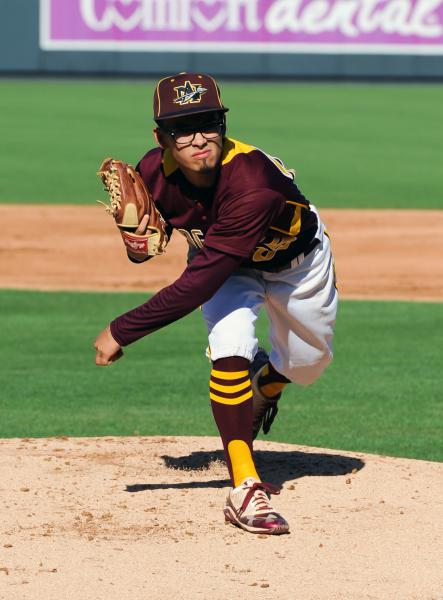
173, 81, 207, 105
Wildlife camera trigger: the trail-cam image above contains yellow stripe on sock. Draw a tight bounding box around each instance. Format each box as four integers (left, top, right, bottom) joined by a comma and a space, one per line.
261, 364, 270, 377
211, 369, 249, 380
210, 379, 251, 394
261, 382, 287, 397
228, 440, 260, 487
209, 389, 253, 405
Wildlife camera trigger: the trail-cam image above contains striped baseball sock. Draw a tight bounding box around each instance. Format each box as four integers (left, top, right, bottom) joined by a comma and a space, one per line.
210, 356, 260, 488
258, 363, 291, 398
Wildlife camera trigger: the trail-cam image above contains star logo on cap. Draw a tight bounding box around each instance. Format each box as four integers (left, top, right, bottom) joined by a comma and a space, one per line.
173, 81, 208, 105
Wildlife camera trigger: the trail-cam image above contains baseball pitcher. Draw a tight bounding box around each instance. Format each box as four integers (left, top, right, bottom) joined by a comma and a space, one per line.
94, 73, 338, 535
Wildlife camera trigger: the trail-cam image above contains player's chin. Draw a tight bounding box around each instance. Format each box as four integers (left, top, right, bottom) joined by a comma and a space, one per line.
198, 163, 216, 174
194, 156, 218, 172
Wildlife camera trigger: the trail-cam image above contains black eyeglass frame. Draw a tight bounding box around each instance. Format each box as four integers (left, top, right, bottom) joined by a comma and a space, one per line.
158, 120, 226, 146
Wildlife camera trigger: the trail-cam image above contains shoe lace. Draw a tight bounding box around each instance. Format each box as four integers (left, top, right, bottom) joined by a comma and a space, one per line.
239, 482, 281, 516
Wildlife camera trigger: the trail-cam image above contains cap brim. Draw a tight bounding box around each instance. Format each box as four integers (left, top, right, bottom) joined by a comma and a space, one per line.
155, 106, 229, 121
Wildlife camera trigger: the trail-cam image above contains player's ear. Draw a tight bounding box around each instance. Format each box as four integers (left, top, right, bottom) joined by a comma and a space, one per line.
153, 128, 167, 149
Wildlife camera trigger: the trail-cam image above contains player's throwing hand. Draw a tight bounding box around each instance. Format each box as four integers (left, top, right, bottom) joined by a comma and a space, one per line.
94, 325, 123, 365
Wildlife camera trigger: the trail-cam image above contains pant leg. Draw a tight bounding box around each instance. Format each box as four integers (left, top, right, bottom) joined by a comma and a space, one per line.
263, 228, 338, 386
202, 269, 265, 362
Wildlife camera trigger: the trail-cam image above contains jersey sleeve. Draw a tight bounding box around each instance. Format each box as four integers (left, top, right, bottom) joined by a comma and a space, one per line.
110, 245, 244, 346
204, 188, 285, 258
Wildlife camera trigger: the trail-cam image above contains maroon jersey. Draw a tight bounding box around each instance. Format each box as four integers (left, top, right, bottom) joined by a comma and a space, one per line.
111, 138, 319, 346
137, 137, 317, 270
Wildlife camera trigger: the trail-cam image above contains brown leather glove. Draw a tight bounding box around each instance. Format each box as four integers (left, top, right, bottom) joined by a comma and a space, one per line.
97, 158, 168, 261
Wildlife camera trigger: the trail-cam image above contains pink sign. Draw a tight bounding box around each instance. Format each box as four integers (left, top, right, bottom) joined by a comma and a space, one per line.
40, 0, 443, 54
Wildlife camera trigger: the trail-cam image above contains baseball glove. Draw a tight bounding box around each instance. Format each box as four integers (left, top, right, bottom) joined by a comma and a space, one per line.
97, 158, 168, 261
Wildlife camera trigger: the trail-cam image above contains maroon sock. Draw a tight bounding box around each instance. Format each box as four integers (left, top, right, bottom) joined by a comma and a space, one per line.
258, 362, 291, 399
210, 356, 259, 487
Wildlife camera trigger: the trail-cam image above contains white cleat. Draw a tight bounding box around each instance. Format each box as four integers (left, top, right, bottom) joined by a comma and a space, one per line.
224, 477, 289, 535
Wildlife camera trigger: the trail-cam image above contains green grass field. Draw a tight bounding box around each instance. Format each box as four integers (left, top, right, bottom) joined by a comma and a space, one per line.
0, 80, 441, 463
1, 290, 442, 462
0, 80, 442, 208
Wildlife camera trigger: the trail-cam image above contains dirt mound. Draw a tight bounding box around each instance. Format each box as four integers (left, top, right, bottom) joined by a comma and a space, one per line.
1, 435, 442, 599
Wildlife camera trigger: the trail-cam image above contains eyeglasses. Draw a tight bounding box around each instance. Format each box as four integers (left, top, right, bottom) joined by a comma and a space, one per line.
162, 121, 224, 146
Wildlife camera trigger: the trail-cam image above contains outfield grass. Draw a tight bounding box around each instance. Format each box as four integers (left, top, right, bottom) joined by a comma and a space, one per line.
0, 80, 441, 208
1, 290, 441, 462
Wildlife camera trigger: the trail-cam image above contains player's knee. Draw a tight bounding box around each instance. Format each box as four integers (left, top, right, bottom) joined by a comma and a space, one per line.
207, 331, 257, 362
206, 309, 257, 362
286, 351, 333, 387
208, 344, 257, 362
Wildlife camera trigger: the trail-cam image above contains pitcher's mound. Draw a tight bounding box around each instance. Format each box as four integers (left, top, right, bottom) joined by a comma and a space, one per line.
1, 436, 442, 599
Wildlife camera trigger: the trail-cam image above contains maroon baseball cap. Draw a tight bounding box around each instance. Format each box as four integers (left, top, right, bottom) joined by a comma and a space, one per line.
153, 72, 229, 121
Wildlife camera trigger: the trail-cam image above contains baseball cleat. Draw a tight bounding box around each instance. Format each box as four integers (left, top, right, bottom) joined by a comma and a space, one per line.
224, 477, 289, 535
250, 348, 281, 439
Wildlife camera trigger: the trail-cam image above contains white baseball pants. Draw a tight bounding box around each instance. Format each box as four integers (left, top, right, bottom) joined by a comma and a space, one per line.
202, 216, 338, 386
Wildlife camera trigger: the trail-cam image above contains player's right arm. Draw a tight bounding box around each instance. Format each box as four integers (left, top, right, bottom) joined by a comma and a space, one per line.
110, 244, 244, 345
94, 325, 123, 365
109, 189, 284, 347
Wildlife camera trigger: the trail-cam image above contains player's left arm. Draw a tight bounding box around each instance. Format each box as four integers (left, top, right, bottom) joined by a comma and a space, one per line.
97, 157, 170, 263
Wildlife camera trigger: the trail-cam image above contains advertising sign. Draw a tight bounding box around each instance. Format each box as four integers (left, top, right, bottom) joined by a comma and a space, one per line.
40, 0, 443, 54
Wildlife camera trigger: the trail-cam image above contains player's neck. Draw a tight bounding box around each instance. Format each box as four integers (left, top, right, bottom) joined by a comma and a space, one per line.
181, 166, 218, 188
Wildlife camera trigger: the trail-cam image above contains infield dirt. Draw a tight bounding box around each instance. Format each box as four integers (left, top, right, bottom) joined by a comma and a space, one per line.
1, 436, 442, 600
1, 205, 443, 301
1, 205, 442, 599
